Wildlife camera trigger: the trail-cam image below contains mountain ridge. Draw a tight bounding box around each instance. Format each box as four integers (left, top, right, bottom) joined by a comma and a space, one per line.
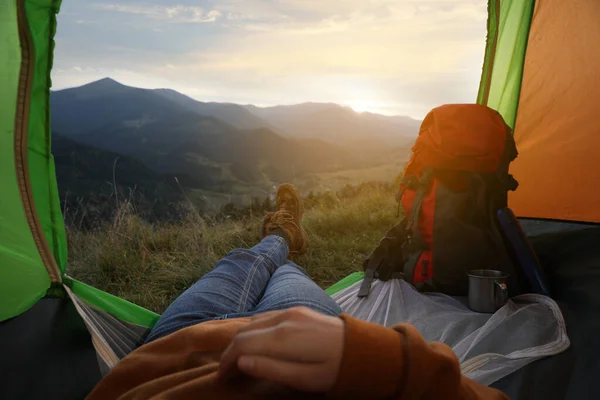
52, 78, 421, 144
50, 78, 368, 191
50, 78, 416, 215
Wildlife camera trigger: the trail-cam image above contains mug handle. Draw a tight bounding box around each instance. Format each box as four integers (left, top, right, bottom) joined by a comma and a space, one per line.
494, 281, 508, 309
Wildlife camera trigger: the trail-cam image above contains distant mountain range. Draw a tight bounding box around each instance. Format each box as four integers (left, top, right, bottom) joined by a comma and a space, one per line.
50, 78, 420, 215
244, 103, 420, 146
52, 78, 419, 146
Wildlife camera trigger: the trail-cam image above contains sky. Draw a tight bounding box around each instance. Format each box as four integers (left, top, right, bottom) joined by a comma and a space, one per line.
52, 0, 488, 119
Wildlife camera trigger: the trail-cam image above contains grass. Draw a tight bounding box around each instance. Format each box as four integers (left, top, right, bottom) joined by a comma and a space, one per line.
169, 161, 406, 214
66, 183, 399, 314
295, 160, 406, 194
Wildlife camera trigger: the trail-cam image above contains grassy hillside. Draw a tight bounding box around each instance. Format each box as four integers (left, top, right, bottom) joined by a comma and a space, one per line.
66, 183, 399, 313
295, 160, 407, 194
179, 160, 407, 214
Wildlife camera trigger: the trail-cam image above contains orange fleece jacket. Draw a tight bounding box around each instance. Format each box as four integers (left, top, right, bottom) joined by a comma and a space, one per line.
87, 315, 509, 399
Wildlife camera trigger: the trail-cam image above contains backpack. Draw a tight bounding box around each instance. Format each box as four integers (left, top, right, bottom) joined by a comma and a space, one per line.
359, 104, 519, 297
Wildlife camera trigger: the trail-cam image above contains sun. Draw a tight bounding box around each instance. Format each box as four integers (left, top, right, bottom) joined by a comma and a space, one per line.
343, 100, 384, 114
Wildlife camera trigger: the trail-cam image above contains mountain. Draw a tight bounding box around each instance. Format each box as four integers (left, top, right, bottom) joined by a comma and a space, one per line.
51, 78, 420, 147
154, 89, 271, 130
50, 78, 360, 193
245, 102, 421, 147
78, 111, 358, 188
51, 78, 187, 137
51, 78, 272, 135
52, 78, 420, 147
245, 102, 340, 119
52, 133, 184, 225
53, 132, 163, 189
50, 78, 418, 218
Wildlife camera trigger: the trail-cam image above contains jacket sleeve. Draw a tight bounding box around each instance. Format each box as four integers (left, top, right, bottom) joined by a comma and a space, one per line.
329, 315, 509, 400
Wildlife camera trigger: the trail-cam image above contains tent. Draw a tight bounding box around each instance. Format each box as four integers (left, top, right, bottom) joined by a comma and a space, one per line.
0, 0, 598, 399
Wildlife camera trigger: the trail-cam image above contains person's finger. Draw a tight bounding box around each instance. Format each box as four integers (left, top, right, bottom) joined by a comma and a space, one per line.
250, 309, 285, 321
219, 321, 326, 378
219, 325, 282, 378
236, 311, 287, 334
237, 307, 311, 335
220, 308, 311, 379
220, 325, 289, 370
237, 355, 334, 393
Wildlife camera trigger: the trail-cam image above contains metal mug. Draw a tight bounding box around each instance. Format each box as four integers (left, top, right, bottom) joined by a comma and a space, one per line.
467, 269, 509, 313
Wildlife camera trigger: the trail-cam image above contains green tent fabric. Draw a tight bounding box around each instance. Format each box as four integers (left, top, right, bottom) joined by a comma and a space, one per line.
2, 0, 600, 398
477, 0, 535, 129
25, 0, 68, 274
66, 277, 159, 328
0, 0, 52, 322
0, 0, 158, 328
325, 272, 365, 296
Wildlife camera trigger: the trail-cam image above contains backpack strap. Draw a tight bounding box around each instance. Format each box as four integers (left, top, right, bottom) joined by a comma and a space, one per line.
358, 221, 408, 297
497, 131, 519, 193
406, 168, 432, 231
357, 268, 378, 298
402, 168, 433, 285
358, 168, 432, 298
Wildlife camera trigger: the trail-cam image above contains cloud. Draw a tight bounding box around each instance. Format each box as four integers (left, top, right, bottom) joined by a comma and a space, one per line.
93, 3, 222, 23
54, 0, 488, 118
173, 2, 484, 79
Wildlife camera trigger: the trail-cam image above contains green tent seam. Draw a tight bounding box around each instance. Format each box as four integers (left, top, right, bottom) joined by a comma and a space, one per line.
15, 0, 62, 284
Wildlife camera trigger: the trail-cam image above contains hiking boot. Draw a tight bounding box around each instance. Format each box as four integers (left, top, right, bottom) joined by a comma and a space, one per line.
262, 184, 308, 255
275, 183, 304, 223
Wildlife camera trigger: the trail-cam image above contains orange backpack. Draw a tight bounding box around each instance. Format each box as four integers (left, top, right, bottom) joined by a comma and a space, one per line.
360, 104, 519, 296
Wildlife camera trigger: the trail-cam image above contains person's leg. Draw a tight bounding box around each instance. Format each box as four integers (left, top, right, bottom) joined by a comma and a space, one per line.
253, 262, 342, 317
145, 235, 289, 342
146, 183, 310, 342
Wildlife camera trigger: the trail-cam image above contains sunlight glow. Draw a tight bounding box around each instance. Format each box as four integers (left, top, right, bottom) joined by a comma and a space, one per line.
53, 1, 488, 118
343, 100, 386, 114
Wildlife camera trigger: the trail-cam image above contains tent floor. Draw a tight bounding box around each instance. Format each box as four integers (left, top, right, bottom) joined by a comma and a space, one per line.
0, 297, 101, 400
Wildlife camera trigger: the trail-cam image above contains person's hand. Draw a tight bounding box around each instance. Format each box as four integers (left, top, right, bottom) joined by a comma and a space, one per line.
218, 307, 345, 392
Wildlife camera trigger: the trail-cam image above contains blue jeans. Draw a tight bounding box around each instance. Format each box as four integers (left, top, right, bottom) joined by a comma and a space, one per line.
145, 235, 342, 342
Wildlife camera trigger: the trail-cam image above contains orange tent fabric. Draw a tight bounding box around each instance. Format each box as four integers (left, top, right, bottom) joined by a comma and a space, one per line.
509, 0, 600, 223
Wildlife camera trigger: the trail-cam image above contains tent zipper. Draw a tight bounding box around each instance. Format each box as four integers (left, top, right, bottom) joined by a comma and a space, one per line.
14, 0, 62, 283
